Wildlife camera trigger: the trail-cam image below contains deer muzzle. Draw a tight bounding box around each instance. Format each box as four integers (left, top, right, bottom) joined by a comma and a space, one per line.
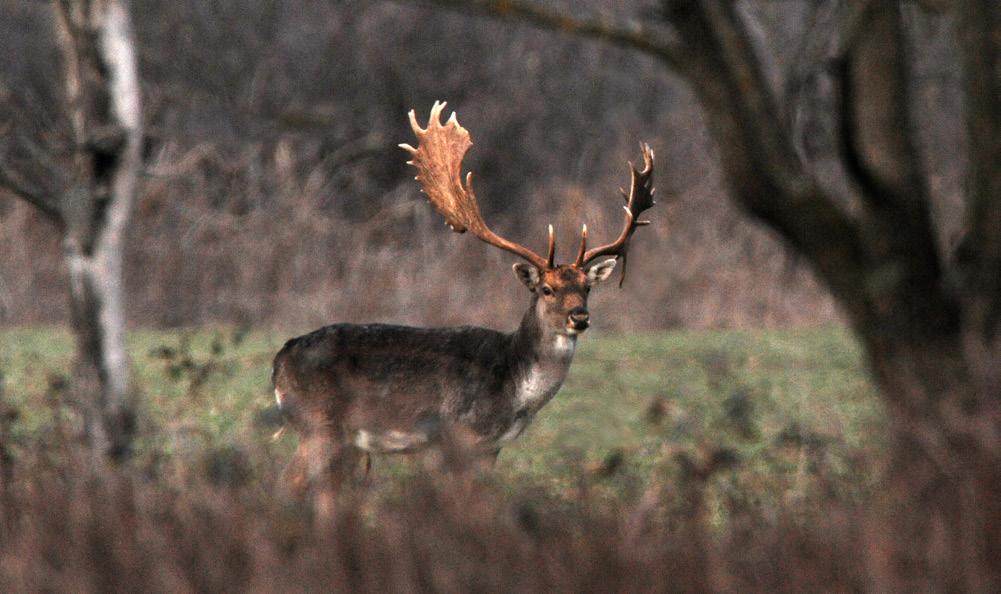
568, 307, 590, 332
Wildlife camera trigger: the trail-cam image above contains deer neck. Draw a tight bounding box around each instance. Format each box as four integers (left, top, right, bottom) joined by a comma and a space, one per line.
508, 296, 577, 411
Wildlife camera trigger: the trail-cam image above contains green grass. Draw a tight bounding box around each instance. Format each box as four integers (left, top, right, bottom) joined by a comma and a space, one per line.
0, 326, 884, 519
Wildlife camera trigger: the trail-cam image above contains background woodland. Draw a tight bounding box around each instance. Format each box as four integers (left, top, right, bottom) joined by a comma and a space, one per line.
5, 0, 944, 330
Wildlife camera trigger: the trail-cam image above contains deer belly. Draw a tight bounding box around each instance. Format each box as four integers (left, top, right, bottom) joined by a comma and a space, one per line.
353, 428, 430, 453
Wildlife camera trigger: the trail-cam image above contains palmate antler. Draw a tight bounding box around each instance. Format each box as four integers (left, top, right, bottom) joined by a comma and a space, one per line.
401, 102, 655, 284
400, 101, 554, 270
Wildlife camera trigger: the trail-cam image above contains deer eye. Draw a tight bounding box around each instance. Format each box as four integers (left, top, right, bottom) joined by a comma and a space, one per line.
585, 286, 591, 294
541, 286, 554, 296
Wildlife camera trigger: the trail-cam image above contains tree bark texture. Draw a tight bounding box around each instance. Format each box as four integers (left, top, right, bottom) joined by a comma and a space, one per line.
669, 3, 1001, 589
54, 0, 143, 461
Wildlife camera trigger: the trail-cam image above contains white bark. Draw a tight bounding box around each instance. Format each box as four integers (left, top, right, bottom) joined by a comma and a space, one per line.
55, 0, 143, 459
95, 0, 142, 415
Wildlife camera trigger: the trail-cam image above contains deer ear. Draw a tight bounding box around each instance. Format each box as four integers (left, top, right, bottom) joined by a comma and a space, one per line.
512, 263, 541, 290
587, 258, 617, 284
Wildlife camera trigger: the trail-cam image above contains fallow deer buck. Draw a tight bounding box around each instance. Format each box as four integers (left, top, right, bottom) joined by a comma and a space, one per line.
273, 102, 655, 492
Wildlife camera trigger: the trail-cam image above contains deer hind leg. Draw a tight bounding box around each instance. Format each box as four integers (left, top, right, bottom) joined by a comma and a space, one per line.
481, 448, 501, 468
283, 432, 371, 500
361, 452, 372, 482
282, 434, 325, 498
283, 434, 341, 494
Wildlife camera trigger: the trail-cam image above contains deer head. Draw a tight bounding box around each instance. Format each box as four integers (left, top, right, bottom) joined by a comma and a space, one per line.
400, 101, 655, 335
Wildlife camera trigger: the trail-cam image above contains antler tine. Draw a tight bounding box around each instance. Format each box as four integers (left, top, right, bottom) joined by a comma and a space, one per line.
574, 224, 588, 267
579, 143, 656, 286
401, 102, 551, 270
546, 224, 556, 268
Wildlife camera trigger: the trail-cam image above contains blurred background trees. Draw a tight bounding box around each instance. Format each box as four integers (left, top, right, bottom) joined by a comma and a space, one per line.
1, 0, 851, 332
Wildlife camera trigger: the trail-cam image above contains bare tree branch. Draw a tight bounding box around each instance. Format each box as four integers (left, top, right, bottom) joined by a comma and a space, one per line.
0, 152, 63, 224
834, 55, 883, 202
957, 0, 1001, 319
841, 2, 929, 210
659, 1, 873, 313
782, 0, 843, 165
17, 133, 67, 182
413, 0, 687, 70
797, 1, 954, 340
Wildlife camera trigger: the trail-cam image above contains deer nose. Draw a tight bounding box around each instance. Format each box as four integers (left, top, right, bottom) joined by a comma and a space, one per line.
569, 307, 590, 330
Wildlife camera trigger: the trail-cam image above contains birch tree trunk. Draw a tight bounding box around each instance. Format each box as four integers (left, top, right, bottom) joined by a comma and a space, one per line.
0, 0, 142, 461
55, 0, 142, 461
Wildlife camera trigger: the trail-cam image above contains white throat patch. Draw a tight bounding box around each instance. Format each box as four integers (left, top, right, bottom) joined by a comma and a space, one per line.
553, 334, 576, 357
514, 334, 577, 410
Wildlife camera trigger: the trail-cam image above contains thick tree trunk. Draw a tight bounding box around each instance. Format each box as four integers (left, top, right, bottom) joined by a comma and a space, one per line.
860, 331, 1001, 591
663, 4, 999, 586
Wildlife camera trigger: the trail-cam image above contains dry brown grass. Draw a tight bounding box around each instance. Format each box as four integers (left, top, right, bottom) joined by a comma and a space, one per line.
0, 442, 873, 594
0, 139, 838, 332
6, 455, 990, 593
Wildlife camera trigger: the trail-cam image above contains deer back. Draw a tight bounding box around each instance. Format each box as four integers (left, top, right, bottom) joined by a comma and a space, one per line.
273, 322, 538, 441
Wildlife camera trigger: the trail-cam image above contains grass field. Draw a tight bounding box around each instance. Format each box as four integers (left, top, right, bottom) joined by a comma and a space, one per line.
0, 326, 884, 520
